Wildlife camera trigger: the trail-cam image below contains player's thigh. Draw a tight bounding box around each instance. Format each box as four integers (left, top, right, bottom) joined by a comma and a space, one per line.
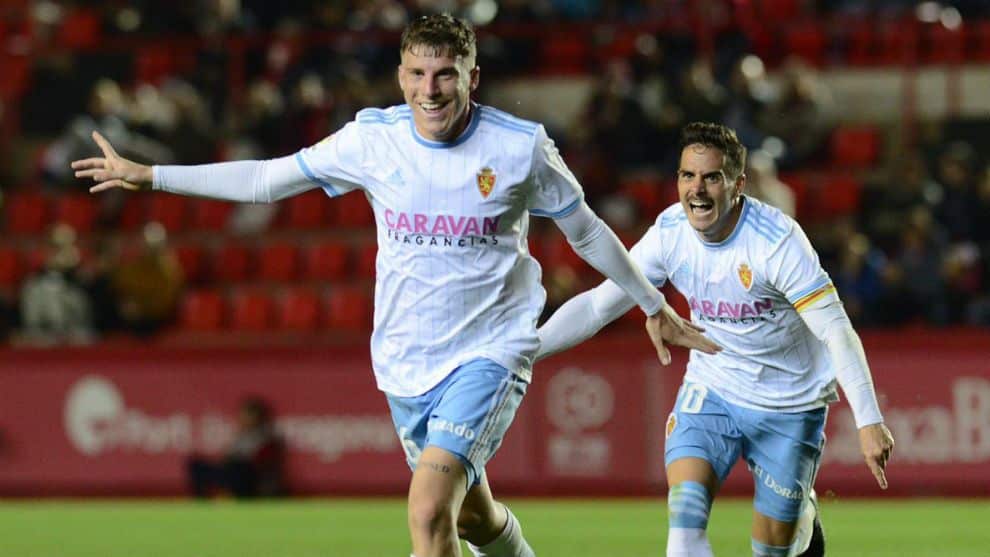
408, 445, 470, 513
664, 382, 743, 487
428, 359, 527, 488
739, 406, 826, 526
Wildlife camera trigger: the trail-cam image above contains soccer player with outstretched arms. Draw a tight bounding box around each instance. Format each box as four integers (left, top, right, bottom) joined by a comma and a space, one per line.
538, 122, 894, 557
73, 14, 719, 557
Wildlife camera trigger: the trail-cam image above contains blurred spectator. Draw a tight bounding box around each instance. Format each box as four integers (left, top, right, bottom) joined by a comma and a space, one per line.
757, 59, 835, 170
186, 397, 286, 499
745, 150, 796, 217
834, 233, 888, 325
79, 237, 122, 334
932, 141, 979, 243
861, 151, 942, 253
17, 224, 94, 345
889, 207, 950, 325
112, 222, 184, 336
40, 79, 175, 187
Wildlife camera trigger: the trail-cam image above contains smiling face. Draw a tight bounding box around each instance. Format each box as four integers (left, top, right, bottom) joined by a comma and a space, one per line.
398, 45, 479, 142
678, 143, 746, 243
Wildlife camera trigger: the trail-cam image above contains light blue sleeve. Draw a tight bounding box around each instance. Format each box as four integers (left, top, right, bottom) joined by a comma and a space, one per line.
293, 121, 367, 197
526, 125, 584, 218
628, 223, 669, 288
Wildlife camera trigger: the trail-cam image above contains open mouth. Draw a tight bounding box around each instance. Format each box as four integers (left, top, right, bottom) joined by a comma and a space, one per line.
419, 101, 448, 117
688, 199, 714, 216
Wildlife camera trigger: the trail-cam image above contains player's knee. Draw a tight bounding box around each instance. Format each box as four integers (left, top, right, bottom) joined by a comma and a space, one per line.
667, 481, 712, 530
408, 497, 457, 537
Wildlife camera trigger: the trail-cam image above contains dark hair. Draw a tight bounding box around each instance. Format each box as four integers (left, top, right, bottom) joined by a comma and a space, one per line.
400, 14, 476, 62
679, 122, 747, 179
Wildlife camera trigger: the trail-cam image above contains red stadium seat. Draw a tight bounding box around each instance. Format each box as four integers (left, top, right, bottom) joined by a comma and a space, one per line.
325, 286, 372, 331
174, 244, 207, 284
784, 21, 828, 67
830, 125, 881, 168
179, 289, 225, 331
303, 240, 350, 282
276, 286, 322, 331
212, 241, 254, 283
354, 242, 377, 279
280, 190, 330, 229
843, 20, 875, 65
117, 196, 146, 231
190, 200, 234, 231
256, 242, 299, 282
229, 289, 274, 331
147, 194, 188, 232
333, 193, 375, 229
53, 194, 99, 234
925, 23, 965, 64
538, 35, 590, 75
3, 192, 48, 235
877, 19, 920, 65
972, 21, 990, 61
820, 174, 862, 217
541, 235, 589, 274
0, 247, 23, 288
757, 0, 801, 21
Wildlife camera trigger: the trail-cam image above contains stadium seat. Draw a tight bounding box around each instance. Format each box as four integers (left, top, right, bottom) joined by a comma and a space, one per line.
280, 190, 330, 229
784, 21, 828, 67
178, 289, 225, 332
538, 35, 589, 75
757, 0, 801, 21
117, 196, 146, 231
147, 194, 188, 232
541, 235, 590, 274
325, 286, 372, 331
333, 193, 375, 229
972, 21, 990, 61
830, 125, 881, 168
276, 286, 322, 331
842, 20, 875, 65
55, 9, 101, 49
0, 247, 23, 288
303, 240, 350, 282
229, 288, 274, 331
820, 173, 862, 217
174, 244, 207, 284
190, 199, 233, 231
3, 191, 48, 235
354, 243, 377, 279
256, 242, 299, 282
212, 241, 254, 283
925, 22, 965, 64
877, 19, 920, 65
53, 194, 99, 234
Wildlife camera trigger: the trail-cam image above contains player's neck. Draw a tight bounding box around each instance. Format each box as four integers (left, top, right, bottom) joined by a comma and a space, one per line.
699, 196, 745, 244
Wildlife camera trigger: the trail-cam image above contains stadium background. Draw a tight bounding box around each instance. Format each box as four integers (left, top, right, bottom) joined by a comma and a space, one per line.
0, 0, 989, 554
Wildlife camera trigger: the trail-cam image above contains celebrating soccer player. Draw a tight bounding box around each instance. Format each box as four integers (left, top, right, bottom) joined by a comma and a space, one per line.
538, 122, 894, 557
72, 14, 719, 557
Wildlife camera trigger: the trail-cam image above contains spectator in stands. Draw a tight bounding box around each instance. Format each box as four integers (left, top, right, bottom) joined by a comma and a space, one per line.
757, 59, 835, 170
17, 224, 94, 345
890, 207, 950, 324
861, 151, 942, 253
112, 222, 184, 336
745, 149, 796, 217
932, 141, 979, 243
834, 233, 888, 325
186, 396, 286, 498
79, 237, 122, 334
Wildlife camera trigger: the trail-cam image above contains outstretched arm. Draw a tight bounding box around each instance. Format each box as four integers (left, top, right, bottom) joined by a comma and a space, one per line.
72, 131, 315, 202
549, 203, 719, 364
801, 303, 895, 489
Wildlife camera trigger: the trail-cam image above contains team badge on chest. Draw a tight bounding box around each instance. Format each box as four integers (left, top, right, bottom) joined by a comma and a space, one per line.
738, 263, 753, 290
477, 167, 497, 199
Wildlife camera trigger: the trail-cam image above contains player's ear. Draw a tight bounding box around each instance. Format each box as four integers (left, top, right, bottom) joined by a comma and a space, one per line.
469, 66, 480, 92
735, 173, 746, 195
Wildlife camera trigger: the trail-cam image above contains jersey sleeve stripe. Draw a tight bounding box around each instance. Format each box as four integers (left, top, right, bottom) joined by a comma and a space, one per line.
478, 107, 539, 132
530, 196, 582, 218
745, 220, 781, 243
294, 152, 341, 196
789, 277, 832, 302
479, 114, 537, 135
750, 207, 788, 237
792, 284, 837, 312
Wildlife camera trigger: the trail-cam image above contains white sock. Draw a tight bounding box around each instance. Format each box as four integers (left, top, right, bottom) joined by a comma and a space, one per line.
667, 527, 713, 557
466, 506, 534, 557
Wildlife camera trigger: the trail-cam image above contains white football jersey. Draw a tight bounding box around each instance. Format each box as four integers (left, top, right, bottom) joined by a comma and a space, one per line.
630, 196, 841, 412
294, 103, 582, 396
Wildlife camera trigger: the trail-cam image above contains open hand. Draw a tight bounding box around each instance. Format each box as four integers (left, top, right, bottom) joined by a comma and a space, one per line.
71, 131, 153, 193
645, 304, 721, 365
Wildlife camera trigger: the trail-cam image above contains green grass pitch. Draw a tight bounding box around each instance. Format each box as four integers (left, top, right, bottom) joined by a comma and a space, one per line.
0, 498, 986, 556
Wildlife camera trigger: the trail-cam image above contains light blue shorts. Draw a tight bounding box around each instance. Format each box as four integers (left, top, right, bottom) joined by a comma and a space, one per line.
386, 358, 527, 488
664, 382, 827, 522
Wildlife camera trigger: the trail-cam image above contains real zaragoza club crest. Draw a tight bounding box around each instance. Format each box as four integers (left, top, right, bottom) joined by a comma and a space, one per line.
477, 167, 496, 199
738, 263, 753, 290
